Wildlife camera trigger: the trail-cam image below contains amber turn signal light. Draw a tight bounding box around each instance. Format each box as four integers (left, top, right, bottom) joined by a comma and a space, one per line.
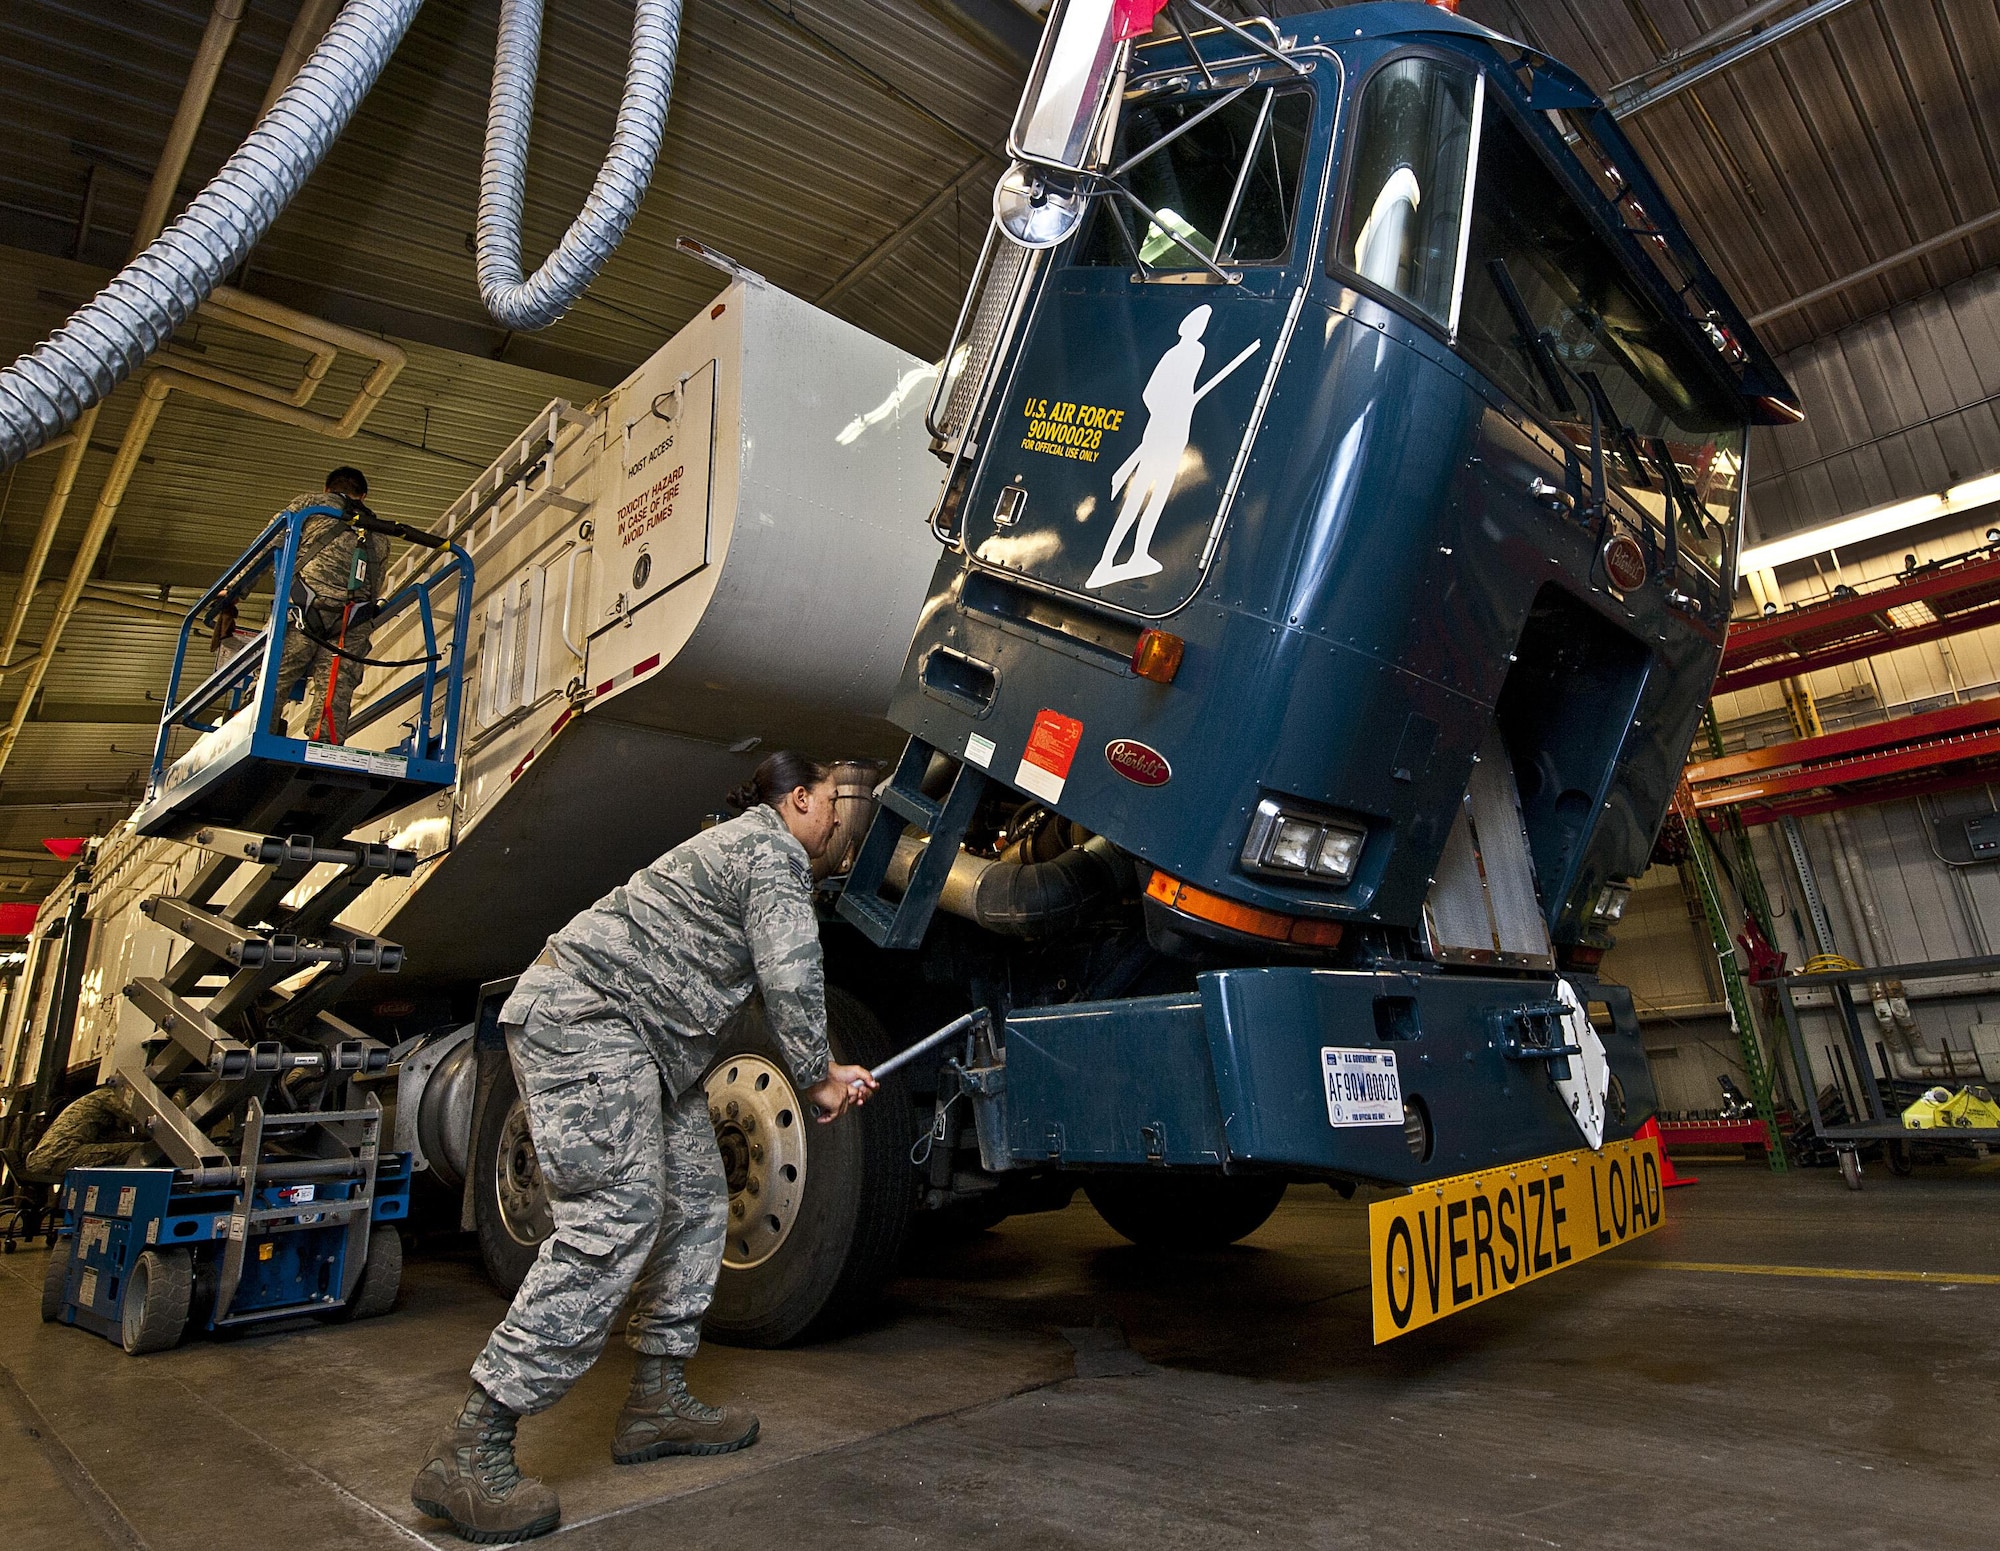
1131, 628, 1184, 684
1146, 871, 1343, 948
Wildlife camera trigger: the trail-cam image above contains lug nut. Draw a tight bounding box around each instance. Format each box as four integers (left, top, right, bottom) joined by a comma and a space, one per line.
747, 1178, 761, 1196
742, 1114, 757, 1134
749, 1143, 764, 1162
730, 1199, 743, 1218
726, 1100, 740, 1119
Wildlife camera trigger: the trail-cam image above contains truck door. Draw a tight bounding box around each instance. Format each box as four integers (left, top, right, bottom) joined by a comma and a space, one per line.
962, 82, 1316, 620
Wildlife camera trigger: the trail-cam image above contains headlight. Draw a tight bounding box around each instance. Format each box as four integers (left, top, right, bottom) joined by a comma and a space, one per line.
1243, 799, 1366, 884
1592, 882, 1632, 923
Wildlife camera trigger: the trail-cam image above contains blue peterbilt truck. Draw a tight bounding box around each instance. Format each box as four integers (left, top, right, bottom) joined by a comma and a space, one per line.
822, 2, 1798, 1303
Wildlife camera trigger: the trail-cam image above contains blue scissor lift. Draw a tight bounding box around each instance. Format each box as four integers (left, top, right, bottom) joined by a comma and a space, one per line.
44, 502, 474, 1353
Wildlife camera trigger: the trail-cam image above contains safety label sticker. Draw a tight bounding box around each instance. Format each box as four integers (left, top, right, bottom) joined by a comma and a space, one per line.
964, 732, 996, 769
78, 1269, 98, 1307
116, 1185, 137, 1217
1015, 710, 1082, 805
303, 743, 409, 780
1321, 1048, 1402, 1127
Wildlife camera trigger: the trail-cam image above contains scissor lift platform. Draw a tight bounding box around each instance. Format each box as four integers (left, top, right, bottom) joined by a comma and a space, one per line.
46, 502, 472, 1351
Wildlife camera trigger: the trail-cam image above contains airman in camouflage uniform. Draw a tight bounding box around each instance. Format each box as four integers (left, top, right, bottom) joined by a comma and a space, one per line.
270, 467, 388, 742
413, 762, 877, 1544
23, 1085, 140, 1182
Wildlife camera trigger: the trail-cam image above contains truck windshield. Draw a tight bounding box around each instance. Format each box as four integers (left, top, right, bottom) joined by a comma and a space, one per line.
1078, 85, 1311, 270
1455, 100, 1745, 579
1338, 56, 1476, 323
1334, 58, 1745, 581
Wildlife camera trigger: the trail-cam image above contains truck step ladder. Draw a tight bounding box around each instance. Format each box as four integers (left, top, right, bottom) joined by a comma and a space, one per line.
838, 737, 986, 949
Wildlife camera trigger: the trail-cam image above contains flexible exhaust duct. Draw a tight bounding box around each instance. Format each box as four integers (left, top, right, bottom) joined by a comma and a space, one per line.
477, 0, 681, 330
0, 0, 686, 467
0, 0, 426, 467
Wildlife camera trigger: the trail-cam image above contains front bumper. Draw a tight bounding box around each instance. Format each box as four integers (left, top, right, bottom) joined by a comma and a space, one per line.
978, 967, 1654, 1185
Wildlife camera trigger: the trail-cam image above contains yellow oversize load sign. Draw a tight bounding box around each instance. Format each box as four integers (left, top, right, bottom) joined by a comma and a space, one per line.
1370, 1134, 1664, 1343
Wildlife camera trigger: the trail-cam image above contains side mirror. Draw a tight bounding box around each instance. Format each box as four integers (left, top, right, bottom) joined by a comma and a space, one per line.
997, 0, 1136, 248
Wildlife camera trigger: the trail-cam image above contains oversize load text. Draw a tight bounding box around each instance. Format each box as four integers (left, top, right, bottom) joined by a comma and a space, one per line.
1369, 1136, 1663, 1342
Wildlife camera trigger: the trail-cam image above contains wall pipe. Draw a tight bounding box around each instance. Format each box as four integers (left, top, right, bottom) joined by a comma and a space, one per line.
259, 0, 345, 122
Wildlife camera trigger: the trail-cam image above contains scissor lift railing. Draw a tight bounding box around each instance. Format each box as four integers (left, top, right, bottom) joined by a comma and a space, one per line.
133, 501, 474, 841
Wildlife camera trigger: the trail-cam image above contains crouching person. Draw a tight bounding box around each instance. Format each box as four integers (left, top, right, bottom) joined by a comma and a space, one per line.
412, 753, 878, 1543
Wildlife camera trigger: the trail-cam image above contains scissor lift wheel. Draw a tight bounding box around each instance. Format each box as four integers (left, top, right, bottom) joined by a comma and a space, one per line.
317, 1223, 403, 1323
41, 1243, 69, 1322
121, 1248, 194, 1355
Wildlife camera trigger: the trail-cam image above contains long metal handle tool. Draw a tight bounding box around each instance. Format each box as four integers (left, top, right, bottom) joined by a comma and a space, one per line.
868, 1008, 990, 1081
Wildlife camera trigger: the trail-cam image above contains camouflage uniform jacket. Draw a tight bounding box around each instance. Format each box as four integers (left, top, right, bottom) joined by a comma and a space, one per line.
25, 1085, 139, 1183
283, 493, 389, 608
501, 802, 830, 1097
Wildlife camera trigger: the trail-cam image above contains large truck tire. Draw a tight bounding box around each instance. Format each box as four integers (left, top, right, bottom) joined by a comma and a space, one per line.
1084, 1174, 1289, 1249
473, 1059, 550, 1295
703, 987, 916, 1347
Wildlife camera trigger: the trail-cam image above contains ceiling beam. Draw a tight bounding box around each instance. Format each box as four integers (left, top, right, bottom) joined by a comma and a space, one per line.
1609, 0, 1870, 120
820, 155, 1000, 306
1750, 208, 2000, 327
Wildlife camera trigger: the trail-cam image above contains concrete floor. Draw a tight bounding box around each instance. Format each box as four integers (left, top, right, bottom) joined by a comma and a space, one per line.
3, 1160, 1997, 1550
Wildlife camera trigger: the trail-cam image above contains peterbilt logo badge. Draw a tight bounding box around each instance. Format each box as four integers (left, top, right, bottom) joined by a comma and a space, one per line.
1105, 739, 1171, 786
1602, 533, 1648, 593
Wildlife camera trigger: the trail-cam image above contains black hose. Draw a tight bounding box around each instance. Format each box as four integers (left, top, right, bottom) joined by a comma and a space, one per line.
289, 616, 441, 669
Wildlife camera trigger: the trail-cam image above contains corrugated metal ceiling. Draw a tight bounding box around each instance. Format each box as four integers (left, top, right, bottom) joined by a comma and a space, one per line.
1461, 0, 2000, 359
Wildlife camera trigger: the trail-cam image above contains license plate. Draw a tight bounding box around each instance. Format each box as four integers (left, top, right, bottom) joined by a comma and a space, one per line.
1369, 1134, 1664, 1343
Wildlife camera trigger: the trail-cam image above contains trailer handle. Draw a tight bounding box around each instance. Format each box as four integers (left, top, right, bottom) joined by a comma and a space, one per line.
559, 539, 592, 661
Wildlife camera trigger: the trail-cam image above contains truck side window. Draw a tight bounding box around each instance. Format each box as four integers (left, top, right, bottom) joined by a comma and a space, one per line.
1078, 87, 1311, 270
1336, 57, 1476, 323
1455, 101, 1745, 578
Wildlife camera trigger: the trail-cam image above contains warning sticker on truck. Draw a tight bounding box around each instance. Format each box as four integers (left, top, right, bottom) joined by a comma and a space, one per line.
1321, 1048, 1402, 1127
1369, 1135, 1664, 1343
1015, 710, 1082, 804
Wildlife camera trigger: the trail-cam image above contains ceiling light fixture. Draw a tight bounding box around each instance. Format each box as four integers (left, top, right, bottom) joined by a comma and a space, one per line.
1739, 468, 2000, 575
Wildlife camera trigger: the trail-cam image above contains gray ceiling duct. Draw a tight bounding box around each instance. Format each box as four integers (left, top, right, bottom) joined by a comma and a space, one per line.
477, 0, 682, 331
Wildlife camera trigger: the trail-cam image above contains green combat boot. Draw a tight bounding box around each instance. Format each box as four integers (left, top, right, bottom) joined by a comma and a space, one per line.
411, 1384, 561, 1544
611, 1355, 760, 1463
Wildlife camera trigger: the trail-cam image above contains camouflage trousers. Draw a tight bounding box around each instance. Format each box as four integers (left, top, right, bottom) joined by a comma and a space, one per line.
470, 1004, 727, 1416
273, 604, 372, 742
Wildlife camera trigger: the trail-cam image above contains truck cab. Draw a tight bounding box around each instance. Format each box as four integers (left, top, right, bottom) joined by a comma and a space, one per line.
839, 5, 1797, 1205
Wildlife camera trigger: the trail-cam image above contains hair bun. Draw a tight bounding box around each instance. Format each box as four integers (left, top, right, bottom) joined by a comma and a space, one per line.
724, 779, 759, 812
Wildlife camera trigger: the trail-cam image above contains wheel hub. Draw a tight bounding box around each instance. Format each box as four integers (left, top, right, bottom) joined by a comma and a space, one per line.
706, 1054, 807, 1270
494, 1097, 553, 1246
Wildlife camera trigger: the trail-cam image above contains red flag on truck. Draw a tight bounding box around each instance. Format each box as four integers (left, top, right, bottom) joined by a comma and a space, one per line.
0, 903, 38, 937
1115, 1, 1172, 39
42, 837, 87, 860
